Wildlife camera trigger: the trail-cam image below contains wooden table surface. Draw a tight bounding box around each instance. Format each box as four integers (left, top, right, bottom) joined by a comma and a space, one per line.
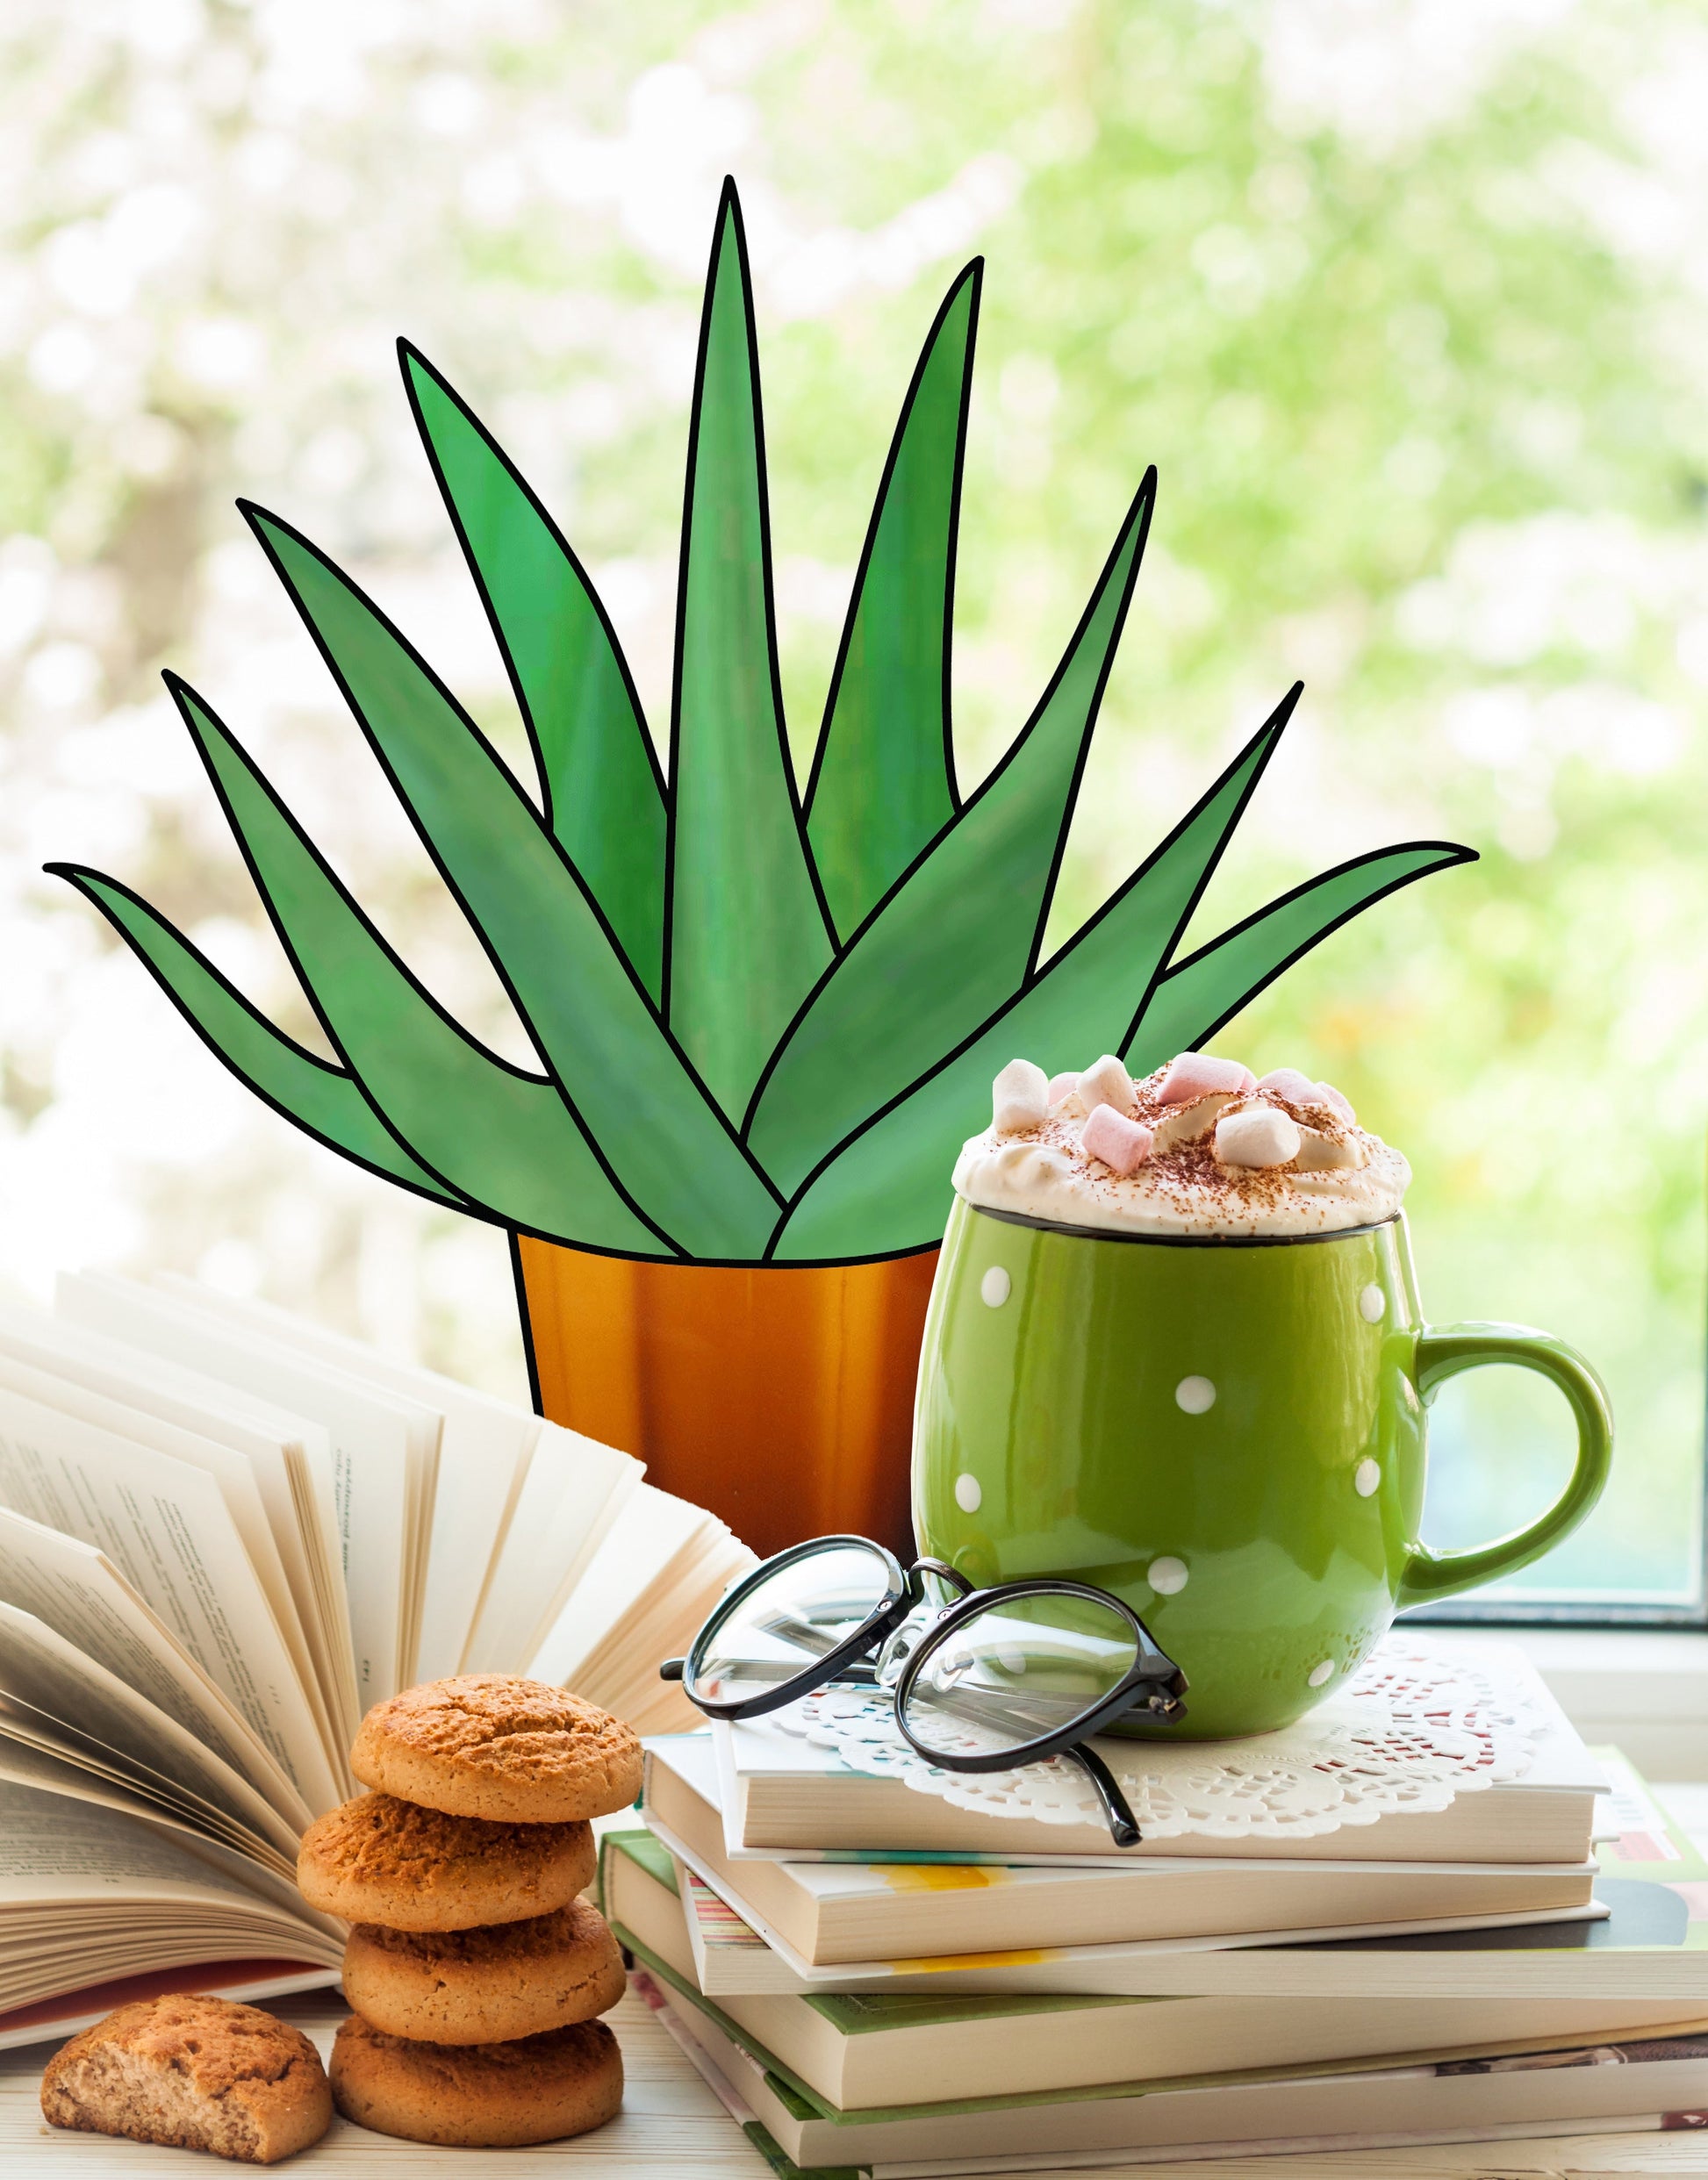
6, 1990, 1708, 2177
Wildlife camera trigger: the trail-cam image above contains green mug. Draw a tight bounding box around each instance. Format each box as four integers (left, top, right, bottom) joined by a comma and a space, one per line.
911, 1197, 1612, 1739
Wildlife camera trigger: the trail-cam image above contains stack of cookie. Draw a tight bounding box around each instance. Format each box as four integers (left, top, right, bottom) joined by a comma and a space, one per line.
298, 1674, 642, 2150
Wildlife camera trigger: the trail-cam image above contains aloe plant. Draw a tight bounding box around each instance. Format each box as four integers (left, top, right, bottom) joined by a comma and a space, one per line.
52, 182, 1472, 1266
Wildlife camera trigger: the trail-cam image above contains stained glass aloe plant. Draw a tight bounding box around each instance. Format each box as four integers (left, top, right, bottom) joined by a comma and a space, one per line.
50, 182, 1471, 1279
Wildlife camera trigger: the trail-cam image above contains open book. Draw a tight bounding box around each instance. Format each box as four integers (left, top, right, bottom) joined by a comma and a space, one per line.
0, 1271, 754, 2042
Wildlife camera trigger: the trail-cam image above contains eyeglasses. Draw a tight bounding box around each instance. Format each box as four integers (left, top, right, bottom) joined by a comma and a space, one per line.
661, 1534, 1188, 1848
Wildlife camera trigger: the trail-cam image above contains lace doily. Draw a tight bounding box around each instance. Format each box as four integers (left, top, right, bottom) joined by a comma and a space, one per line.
773, 1637, 1548, 1842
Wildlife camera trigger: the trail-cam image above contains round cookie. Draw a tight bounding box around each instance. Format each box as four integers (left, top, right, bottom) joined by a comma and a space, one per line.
341, 1897, 627, 2044
350, 1675, 642, 1824
330, 2013, 622, 2148
297, 1792, 593, 1931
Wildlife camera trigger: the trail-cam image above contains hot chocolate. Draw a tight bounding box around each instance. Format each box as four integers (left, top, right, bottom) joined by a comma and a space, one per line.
953, 1051, 1409, 1238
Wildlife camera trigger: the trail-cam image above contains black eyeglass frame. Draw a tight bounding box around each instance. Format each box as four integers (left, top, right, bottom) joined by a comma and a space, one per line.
663, 1532, 1188, 1848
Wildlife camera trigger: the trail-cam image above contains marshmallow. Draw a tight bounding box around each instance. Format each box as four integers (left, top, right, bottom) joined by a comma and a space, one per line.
992, 1058, 1049, 1135
1151, 1091, 1239, 1152
1046, 1071, 1079, 1106
1082, 1105, 1154, 1177
1315, 1080, 1355, 1122
1215, 1106, 1302, 1169
1076, 1053, 1139, 1118
1158, 1052, 1257, 1106
1295, 1126, 1366, 1171
1256, 1067, 1319, 1106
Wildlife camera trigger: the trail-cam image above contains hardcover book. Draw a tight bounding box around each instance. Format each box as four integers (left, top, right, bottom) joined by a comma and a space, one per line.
640, 1732, 1600, 1981
637, 1742, 1708, 2004
600, 1827, 1706, 2112
704, 1644, 1603, 1867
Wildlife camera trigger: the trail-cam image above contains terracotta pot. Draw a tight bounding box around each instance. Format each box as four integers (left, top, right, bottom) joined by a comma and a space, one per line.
512, 1238, 939, 1561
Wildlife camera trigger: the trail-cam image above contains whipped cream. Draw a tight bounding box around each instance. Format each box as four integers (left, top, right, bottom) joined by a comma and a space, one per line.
954, 1052, 1410, 1238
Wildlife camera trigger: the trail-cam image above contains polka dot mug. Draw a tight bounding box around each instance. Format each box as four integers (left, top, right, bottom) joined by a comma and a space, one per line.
911, 1198, 1612, 1739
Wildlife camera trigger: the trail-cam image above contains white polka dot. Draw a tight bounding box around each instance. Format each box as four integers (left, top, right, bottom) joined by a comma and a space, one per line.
1354, 1459, 1381, 1498
1146, 1556, 1188, 1595
980, 1266, 1011, 1308
954, 1473, 983, 1513
1359, 1283, 1386, 1323
1308, 1659, 1335, 1687
1175, 1375, 1216, 1415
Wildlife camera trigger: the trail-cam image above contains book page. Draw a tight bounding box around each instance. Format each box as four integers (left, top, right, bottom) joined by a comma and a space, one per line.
0, 1347, 318, 1734
0, 1782, 338, 1965
0, 1712, 288, 1876
0, 1383, 335, 1812
0, 1777, 289, 1901
543, 1495, 754, 1732
463, 1421, 642, 1673
0, 1601, 299, 1861
0, 1506, 310, 1827
0, 1304, 350, 1758
60, 1274, 429, 1706
154, 1275, 534, 1686
0, 1732, 273, 1864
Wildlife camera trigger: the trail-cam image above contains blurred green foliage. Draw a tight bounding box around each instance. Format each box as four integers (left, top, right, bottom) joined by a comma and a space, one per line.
3, 0, 1704, 1590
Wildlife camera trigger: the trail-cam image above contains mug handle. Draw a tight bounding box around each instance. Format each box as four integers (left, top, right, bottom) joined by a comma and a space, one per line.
1395, 1323, 1613, 1613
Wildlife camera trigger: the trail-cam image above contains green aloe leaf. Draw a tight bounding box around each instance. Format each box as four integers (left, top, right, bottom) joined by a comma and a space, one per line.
767, 703, 1293, 1260
804, 261, 980, 938
1125, 842, 1477, 1072
774, 824, 1470, 1262
50, 864, 470, 1213
748, 476, 1156, 1193
667, 179, 836, 1119
400, 341, 666, 1001
243, 505, 781, 1262
150, 679, 673, 1253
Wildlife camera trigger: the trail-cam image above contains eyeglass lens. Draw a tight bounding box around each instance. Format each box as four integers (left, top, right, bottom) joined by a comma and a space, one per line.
899, 1588, 1140, 1759
687, 1539, 896, 1708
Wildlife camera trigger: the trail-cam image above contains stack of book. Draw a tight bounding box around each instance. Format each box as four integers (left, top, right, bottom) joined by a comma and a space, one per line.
601, 1669, 1708, 2175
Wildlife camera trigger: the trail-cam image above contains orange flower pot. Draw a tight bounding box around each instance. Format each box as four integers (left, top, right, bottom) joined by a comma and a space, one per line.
512, 1239, 939, 1562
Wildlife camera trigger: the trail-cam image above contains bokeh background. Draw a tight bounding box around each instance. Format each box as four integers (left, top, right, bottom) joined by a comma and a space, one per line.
2, 0, 1704, 1603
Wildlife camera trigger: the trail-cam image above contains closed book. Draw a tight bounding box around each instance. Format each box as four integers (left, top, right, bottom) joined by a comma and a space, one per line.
602, 1828, 1708, 2114
641, 1733, 1598, 1974
641, 1745, 1708, 2004
621, 1940, 1708, 2173
707, 1644, 1601, 1866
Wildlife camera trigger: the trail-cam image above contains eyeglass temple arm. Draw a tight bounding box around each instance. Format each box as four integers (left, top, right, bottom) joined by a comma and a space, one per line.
1066, 1743, 1142, 1849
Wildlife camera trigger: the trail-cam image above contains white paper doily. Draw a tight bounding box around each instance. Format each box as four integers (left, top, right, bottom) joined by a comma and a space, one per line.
777, 1637, 1547, 1841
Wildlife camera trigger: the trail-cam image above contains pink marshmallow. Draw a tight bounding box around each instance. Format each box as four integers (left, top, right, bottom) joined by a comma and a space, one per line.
1157, 1052, 1257, 1106
1082, 1105, 1153, 1177
1257, 1067, 1318, 1105
1046, 1071, 1080, 1107
1316, 1080, 1355, 1122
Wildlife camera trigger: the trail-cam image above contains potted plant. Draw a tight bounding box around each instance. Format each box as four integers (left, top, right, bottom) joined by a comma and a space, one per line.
52, 182, 1470, 1558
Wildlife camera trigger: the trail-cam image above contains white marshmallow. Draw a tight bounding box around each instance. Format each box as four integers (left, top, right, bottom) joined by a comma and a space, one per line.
1076, 1053, 1139, 1118
1215, 1105, 1302, 1169
992, 1058, 1050, 1135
